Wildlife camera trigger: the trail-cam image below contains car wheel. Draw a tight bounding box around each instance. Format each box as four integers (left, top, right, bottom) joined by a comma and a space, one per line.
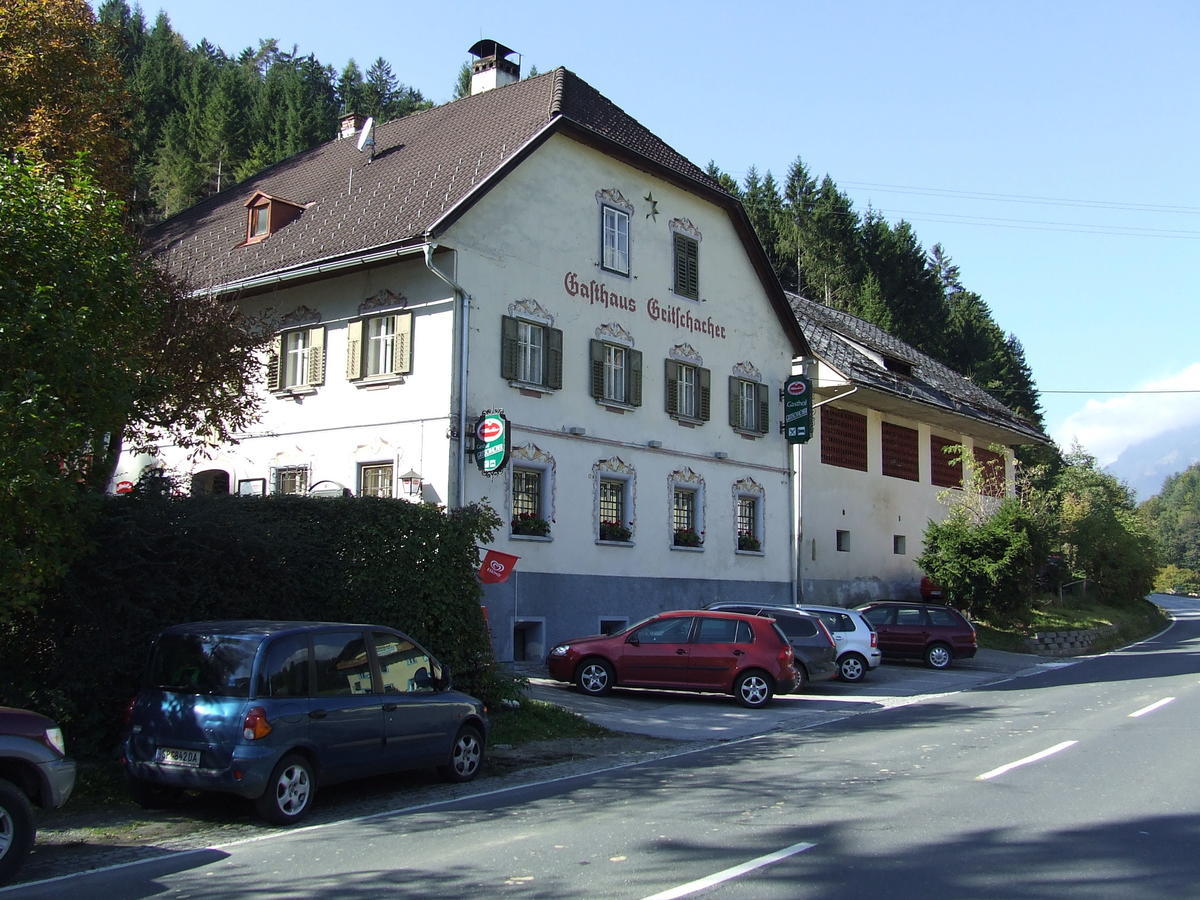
127, 777, 184, 809
925, 642, 953, 669
576, 658, 614, 696
0, 778, 35, 885
838, 653, 868, 682
439, 724, 485, 783
792, 664, 808, 693
734, 670, 774, 709
254, 754, 316, 825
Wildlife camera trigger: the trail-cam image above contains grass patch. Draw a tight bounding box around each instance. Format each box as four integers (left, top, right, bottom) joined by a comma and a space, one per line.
974, 595, 1169, 653
488, 698, 610, 746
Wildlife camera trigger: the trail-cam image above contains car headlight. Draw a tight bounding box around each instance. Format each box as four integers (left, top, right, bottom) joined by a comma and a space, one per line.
550, 645, 571, 657
44, 727, 67, 756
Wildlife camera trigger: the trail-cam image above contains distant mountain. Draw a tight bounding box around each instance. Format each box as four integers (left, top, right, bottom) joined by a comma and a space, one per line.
1106, 422, 1200, 501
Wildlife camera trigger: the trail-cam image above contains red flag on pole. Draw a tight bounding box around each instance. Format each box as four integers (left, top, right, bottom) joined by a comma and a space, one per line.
478, 549, 520, 584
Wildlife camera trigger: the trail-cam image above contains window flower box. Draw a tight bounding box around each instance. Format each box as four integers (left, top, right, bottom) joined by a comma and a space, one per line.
673, 528, 703, 547
599, 520, 632, 542
738, 533, 761, 552
511, 513, 551, 537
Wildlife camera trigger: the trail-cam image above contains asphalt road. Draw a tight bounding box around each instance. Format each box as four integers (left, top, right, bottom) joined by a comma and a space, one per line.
6, 595, 1198, 898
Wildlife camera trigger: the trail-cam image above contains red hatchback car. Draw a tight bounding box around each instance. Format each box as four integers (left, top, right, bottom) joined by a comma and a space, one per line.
855, 601, 977, 669
546, 610, 798, 708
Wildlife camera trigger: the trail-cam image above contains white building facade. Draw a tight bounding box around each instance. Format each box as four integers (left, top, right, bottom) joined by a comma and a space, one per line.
118, 54, 809, 661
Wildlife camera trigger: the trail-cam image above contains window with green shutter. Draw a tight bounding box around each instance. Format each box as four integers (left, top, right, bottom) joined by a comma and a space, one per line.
502, 316, 562, 390
666, 361, 710, 421
589, 340, 641, 406
729, 377, 769, 434
673, 233, 699, 299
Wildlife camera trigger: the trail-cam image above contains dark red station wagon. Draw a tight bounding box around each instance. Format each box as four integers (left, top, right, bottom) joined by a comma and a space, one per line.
546, 610, 798, 708
855, 601, 977, 669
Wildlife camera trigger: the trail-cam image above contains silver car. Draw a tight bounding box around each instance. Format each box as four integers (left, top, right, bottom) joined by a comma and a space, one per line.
800, 605, 882, 682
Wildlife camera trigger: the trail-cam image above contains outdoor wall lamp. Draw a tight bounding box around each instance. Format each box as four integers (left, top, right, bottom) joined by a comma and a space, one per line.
400, 469, 423, 496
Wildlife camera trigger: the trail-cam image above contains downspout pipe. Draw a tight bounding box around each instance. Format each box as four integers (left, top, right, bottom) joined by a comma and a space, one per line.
422, 242, 471, 509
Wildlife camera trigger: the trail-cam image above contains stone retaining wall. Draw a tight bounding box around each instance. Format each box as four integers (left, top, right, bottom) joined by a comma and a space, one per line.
1025, 626, 1116, 656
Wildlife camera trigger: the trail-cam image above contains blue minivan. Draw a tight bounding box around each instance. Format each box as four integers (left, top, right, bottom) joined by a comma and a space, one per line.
123, 621, 488, 824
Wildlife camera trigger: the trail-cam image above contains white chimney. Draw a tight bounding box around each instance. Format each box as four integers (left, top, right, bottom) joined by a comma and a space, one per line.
468, 39, 520, 95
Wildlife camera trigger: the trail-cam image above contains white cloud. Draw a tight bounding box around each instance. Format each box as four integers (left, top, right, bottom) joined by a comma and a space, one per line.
1051, 362, 1200, 465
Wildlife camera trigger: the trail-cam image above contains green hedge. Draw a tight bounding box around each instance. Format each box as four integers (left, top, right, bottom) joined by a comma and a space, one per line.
0, 493, 507, 758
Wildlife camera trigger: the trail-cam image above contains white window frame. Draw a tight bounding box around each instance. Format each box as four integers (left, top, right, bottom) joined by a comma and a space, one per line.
601, 205, 630, 275
518, 320, 545, 385
282, 329, 311, 389
365, 315, 396, 378
677, 364, 698, 419
739, 380, 759, 431
604, 344, 627, 403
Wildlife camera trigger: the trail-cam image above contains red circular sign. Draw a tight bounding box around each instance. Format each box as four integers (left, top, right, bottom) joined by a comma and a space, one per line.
786, 379, 808, 396
478, 418, 504, 441
115, 480, 134, 494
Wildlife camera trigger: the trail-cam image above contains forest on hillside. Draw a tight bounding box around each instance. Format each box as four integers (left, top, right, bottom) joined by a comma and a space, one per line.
90, 1, 1042, 442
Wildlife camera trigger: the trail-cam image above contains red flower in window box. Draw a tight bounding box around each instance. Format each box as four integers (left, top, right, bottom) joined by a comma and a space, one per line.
511, 513, 551, 536
599, 520, 632, 542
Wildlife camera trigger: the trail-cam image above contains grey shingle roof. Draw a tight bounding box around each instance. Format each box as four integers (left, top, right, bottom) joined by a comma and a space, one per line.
790, 292, 1048, 444
146, 68, 724, 292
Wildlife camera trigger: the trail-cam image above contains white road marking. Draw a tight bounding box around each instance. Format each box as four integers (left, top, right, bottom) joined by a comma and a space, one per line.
1129, 697, 1175, 718
976, 740, 1078, 781
641, 841, 817, 900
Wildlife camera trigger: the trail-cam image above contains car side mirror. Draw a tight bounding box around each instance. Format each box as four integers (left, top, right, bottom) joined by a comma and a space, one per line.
436, 667, 453, 691
625, 634, 640, 646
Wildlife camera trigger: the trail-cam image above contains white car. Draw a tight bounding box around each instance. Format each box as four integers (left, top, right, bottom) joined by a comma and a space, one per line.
799, 605, 882, 682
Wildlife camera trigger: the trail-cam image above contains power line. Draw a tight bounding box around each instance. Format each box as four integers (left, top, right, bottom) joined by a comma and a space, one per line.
879, 208, 1200, 239
840, 181, 1200, 215
1039, 389, 1200, 394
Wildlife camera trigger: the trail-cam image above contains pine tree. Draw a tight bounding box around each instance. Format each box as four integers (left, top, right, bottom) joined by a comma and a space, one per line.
337, 59, 366, 114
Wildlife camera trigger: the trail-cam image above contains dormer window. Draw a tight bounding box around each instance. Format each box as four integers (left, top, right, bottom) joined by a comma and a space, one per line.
243, 191, 306, 245
882, 356, 913, 377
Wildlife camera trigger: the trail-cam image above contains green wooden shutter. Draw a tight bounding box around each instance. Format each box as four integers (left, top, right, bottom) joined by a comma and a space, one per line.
673, 234, 698, 299
589, 340, 605, 399
698, 366, 711, 421
392, 312, 413, 375
757, 381, 770, 434
665, 360, 679, 415
546, 326, 563, 389
267, 334, 283, 391
728, 376, 742, 429
501, 316, 519, 380
345, 319, 363, 380
307, 326, 325, 386
628, 349, 642, 406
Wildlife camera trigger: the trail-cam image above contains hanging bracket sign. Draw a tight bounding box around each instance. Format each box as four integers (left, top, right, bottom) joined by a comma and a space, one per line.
782, 375, 812, 444
473, 410, 510, 475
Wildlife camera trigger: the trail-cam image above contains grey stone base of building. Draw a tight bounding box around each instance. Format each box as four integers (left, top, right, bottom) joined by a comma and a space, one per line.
482, 572, 792, 663
1025, 626, 1117, 656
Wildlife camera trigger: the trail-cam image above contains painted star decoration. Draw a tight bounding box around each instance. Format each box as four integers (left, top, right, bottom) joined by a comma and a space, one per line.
644, 191, 659, 221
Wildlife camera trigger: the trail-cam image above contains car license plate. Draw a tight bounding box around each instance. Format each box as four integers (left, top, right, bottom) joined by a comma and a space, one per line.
157, 747, 200, 767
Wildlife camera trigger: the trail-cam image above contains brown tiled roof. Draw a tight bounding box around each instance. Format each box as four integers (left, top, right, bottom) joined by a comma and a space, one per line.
146, 68, 724, 292
790, 292, 1048, 444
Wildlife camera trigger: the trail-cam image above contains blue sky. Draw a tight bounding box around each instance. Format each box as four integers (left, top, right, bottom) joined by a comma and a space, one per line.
115, 0, 1200, 465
